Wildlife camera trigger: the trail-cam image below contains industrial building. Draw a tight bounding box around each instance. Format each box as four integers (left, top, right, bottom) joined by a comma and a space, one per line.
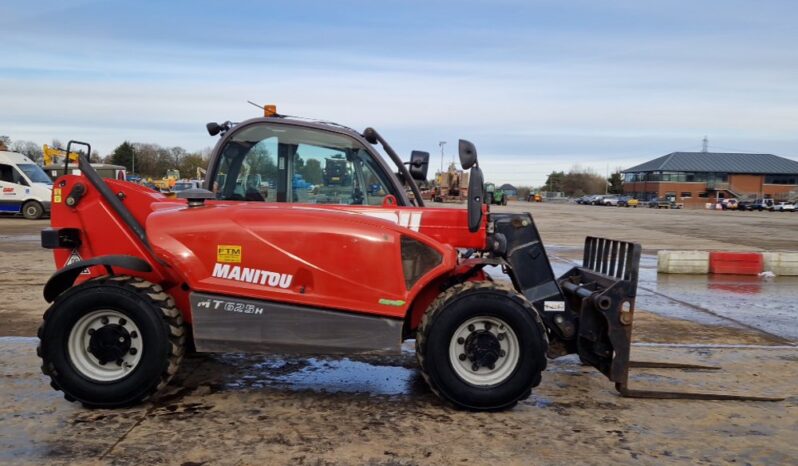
622, 151, 798, 207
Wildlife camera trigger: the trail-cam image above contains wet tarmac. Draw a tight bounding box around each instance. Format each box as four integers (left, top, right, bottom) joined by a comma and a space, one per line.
542, 246, 798, 343
2, 337, 797, 465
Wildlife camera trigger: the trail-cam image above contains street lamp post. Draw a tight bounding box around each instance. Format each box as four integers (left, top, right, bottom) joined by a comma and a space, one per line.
438, 141, 446, 173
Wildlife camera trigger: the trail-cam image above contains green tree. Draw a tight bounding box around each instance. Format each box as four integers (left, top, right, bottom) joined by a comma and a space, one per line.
178, 152, 208, 179
299, 158, 323, 185
111, 141, 136, 173
247, 146, 278, 184
543, 171, 565, 192
607, 171, 624, 194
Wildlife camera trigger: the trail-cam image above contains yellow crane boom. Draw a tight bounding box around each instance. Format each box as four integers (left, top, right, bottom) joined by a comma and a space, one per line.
43, 144, 81, 166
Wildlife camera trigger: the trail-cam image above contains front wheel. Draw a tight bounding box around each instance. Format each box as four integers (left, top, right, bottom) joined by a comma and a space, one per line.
416, 282, 548, 411
37, 276, 185, 408
22, 201, 44, 219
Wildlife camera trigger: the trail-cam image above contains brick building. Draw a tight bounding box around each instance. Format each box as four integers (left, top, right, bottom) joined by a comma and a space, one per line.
622, 151, 798, 208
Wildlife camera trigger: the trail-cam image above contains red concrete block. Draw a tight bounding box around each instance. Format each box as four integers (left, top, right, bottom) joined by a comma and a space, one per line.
709, 252, 764, 275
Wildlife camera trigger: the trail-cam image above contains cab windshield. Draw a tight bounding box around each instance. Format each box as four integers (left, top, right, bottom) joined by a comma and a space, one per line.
18, 164, 53, 185
212, 123, 397, 205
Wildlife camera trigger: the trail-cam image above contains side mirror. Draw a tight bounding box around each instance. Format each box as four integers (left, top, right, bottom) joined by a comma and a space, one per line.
408, 150, 429, 181
467, 166, 484, 232
459, 139, 478, 170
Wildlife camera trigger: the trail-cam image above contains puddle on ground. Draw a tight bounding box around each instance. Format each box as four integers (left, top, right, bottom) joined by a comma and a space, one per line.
273, 358, 416, 395
494, 244, 798, 342
199, 352, 422, 397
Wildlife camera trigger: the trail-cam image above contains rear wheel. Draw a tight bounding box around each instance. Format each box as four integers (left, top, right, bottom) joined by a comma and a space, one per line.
37, 276, 185, 408
416, 282, 548, 410
22, 201, 44, 219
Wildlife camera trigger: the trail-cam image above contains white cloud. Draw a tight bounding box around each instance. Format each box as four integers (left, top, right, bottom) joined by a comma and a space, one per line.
2, 1, 797, 186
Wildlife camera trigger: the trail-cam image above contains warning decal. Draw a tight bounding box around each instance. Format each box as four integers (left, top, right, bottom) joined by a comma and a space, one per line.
65, 250, 90, 274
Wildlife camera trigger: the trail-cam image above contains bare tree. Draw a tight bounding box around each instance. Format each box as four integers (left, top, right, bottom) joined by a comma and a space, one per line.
10, 140, 44, 164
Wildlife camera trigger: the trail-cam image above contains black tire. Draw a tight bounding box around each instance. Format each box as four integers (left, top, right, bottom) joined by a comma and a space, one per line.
22, 200, 44, 220
501, 197, 507, 206
37, 276, 185, 408
416, 281, 548, 411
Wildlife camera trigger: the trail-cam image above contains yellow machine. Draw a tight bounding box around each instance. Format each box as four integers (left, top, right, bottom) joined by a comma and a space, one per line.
433, 163, 469, 202
147, 169, 182, 197
43, 145, 81, 166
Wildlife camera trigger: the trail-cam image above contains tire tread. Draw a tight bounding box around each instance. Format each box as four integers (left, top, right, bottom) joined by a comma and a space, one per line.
415, 281, 548, 410
37, 275, 185, 407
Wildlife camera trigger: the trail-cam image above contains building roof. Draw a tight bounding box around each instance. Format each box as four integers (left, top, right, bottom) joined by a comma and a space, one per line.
624, 152, 798, 174
499, 183, 517, 190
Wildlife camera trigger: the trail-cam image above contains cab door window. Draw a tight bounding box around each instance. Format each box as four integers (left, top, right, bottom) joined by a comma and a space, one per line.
212, 130, 283, 202
0, 164, 29, 186
212, 123, 398, 205
291, 147, 393, 205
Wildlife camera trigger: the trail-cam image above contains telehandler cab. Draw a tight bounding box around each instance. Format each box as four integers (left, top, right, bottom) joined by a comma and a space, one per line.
38, 106, 777, 410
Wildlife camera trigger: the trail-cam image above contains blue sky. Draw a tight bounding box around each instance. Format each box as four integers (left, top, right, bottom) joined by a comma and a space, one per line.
2, 0, 797, 185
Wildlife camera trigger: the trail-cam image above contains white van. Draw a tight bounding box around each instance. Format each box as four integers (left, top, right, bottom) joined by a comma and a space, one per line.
0, 151, 53, 219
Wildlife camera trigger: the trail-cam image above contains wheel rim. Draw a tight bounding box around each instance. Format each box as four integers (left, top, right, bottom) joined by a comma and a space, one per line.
448, 316, 519, 387
25, 205, 38, 217
67, 309, 143, 382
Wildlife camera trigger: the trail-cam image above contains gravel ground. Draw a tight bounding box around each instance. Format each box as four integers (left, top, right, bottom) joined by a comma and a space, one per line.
0, 205, 796, 465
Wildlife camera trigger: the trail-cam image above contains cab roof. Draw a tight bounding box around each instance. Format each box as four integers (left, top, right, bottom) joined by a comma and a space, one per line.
0, 151, 35, 164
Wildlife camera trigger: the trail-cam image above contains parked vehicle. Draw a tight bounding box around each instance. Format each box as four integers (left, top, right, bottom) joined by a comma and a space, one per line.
575, 195, 592, 204
44, 163, 127, 182
0, 151, 53, 219
753, 199, 776, 211
774, 202, 796, 212
483, 182, 507, 205
721, 198, 738, 210
588, 195, 606, 205
172, 180, 202, 193
602, 196, 620, 206
737, 199, 756, 211
618, 196, 639, 208
36, 114, 651, 411
648, 197, 683, 209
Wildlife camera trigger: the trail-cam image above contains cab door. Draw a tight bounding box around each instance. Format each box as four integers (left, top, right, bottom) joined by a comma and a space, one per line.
288, 144, 396, 206
0, 163, 28, 213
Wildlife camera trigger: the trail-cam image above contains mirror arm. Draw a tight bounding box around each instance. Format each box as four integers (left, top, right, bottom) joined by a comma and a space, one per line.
364, 127, 425, 207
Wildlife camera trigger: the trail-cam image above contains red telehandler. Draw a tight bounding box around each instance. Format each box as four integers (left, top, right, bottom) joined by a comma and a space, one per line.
37, 106, 778, 410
